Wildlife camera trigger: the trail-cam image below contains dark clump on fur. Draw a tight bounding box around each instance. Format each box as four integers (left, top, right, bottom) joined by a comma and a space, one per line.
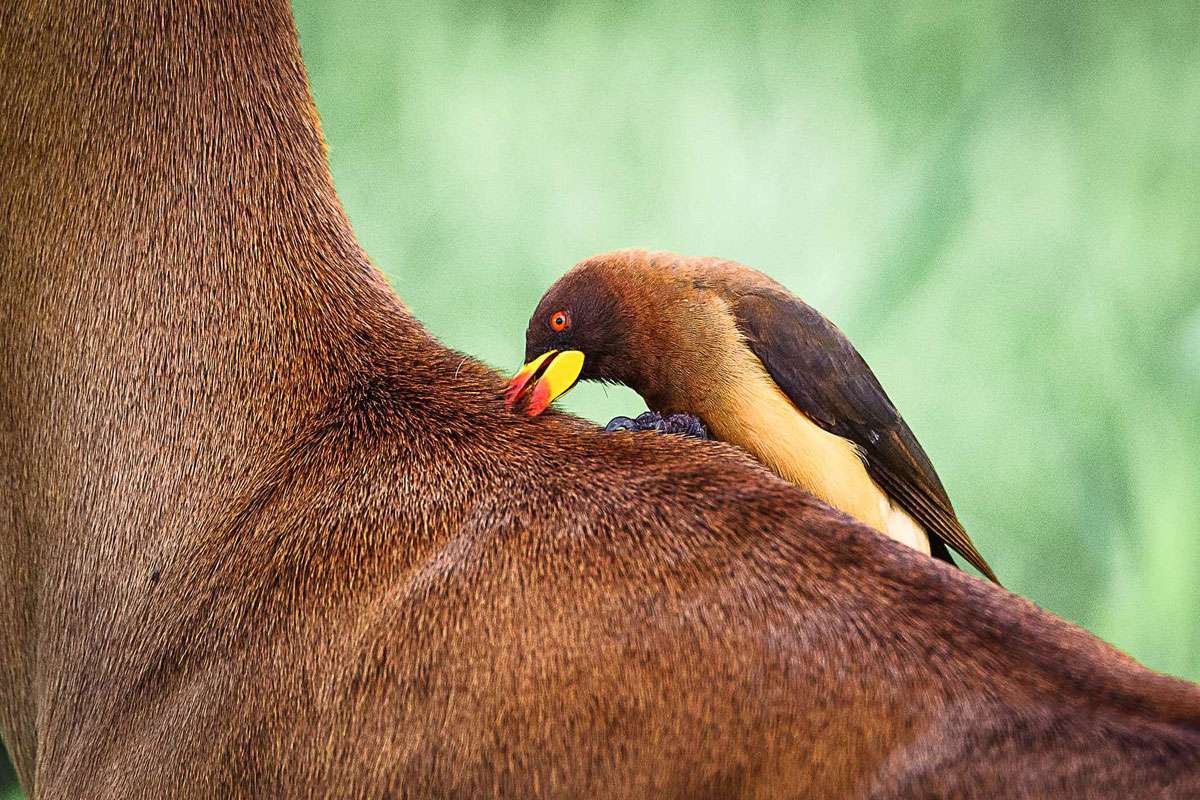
605, 411, 710, 439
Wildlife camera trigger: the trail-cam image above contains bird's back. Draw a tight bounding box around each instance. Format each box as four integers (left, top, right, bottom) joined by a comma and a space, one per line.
630, 251, 997, 580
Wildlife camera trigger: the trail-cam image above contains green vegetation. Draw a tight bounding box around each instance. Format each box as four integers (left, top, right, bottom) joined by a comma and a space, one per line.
4, 1, 1198, 794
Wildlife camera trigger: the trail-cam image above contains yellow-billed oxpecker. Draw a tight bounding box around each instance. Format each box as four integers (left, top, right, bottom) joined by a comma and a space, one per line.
505, 249, 998, 583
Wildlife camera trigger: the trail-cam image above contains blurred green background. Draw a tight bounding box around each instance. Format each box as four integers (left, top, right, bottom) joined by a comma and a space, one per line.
4, 0, 1199, 794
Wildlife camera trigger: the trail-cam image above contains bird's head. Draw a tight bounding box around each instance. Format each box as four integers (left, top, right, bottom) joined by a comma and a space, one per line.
505, 250, 727, 416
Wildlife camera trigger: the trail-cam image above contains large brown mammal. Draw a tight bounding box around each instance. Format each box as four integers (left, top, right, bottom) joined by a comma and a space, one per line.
0, 1, 1197, 797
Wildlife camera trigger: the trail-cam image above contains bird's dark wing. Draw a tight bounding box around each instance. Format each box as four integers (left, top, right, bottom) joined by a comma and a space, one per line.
732, 289, 999, 583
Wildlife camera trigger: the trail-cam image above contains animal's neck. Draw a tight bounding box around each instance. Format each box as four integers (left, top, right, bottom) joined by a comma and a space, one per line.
0, 0, 414, 779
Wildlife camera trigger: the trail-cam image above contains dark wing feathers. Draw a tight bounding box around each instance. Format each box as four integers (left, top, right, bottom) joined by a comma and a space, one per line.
732, 289, 999, 584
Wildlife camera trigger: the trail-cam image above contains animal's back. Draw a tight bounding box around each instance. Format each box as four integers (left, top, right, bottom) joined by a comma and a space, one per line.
72, 335, 1199, 799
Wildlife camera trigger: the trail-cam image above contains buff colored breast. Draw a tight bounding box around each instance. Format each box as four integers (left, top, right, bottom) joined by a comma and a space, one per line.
707, 347, 932, 556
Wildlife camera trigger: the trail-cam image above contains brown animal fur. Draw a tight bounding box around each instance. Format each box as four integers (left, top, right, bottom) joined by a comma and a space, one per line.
1, 1, 1198, 798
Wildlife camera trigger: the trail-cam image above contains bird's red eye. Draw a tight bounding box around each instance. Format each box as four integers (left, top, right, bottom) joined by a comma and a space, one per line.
550, 310, 570, 332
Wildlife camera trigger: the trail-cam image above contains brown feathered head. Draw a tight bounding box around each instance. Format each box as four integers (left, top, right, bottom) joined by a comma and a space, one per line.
504, 250, 736, 416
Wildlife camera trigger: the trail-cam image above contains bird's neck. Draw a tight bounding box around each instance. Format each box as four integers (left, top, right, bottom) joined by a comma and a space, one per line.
0, 0, 419, 779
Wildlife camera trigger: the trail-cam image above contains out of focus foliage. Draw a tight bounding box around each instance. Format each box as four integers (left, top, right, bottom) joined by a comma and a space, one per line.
6, 1, 1199, 794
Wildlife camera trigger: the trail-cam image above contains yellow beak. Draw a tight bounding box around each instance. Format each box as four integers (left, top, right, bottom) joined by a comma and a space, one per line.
504, 350, 585, 416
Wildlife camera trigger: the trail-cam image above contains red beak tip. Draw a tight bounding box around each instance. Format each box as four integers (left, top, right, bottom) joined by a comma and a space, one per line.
503, 380, 525, 411
523, 381, 552, 417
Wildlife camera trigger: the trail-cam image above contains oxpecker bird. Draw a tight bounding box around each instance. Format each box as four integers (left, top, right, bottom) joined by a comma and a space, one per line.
505, 249, 998, 583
